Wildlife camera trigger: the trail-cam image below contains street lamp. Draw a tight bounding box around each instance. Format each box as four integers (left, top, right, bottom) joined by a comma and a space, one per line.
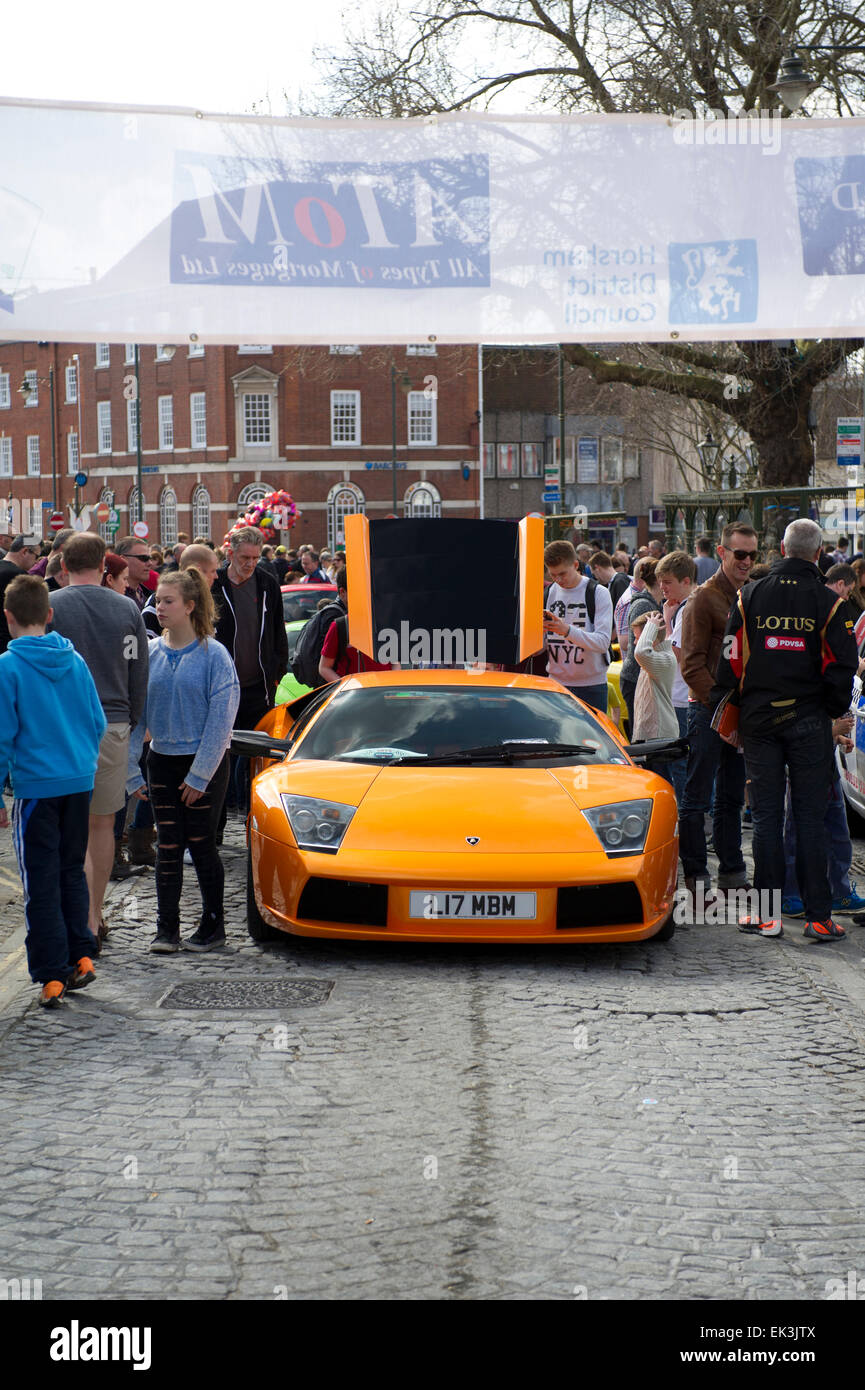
697, 428, 720, 483
18, 366, 57, 513
767, 44, 865, 112
132, 344, 175, 537
390, 365, 412, 514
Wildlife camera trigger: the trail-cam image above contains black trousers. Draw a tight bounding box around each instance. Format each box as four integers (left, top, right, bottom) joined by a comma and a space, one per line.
147, 750, 231, 933
219, 685, 273, 832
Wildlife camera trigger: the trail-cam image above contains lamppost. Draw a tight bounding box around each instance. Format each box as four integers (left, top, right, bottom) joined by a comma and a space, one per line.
17, 365, 57, 515
129, 344, 175, 536
390, 364, 412, 515
697, 428, 720, 486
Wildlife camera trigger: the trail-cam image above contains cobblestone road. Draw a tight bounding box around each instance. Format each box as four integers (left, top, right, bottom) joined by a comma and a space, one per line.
1, 815, 865, 1301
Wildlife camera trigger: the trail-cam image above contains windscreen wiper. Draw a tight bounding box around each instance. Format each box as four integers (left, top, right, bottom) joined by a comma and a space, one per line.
388, 741, 603, 766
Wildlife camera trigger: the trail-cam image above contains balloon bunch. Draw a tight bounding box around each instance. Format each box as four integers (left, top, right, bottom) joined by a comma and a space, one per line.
224, 488, 298, 547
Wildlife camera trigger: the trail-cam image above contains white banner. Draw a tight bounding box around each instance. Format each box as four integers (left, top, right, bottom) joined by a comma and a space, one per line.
2, 99, 865, 344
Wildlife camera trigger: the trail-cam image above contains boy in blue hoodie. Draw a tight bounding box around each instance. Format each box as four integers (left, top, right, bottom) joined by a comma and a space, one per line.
0, 575, 106, 1008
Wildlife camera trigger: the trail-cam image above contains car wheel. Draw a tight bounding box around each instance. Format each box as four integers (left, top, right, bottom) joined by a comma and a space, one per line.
246, 846, 284, 943
844, 794, 865, 838
651, 912, 675, 942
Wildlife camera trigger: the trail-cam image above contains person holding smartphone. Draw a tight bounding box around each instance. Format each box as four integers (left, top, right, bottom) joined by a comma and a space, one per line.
542, 540, 613, 714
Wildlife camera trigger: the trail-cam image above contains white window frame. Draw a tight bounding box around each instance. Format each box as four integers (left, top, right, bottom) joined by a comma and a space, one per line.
407, 390, 437, 447
188, 341, 205, 358
155, 344, 174, 361
128, 486, 143, 527
97, 400, 112, 455
67, 431, 79, 474
497, 444, 519, 478
127, 398, 139, 454
405, 482, 441, 518
190, 393, 207, 449
327, 483, 365, 550
0, 372, 9, 409
158, 396, 174, 451
65, 363, 78, 404
330, 390, 361, 447
238, 345, 272, 354
521, 443, 543, 478
124, 344, 136, 365
329, 345, 360, 355
26, 435, 40, 476
0, 438, 11, 476
24, 370, 38, 406
406, 343, 437, 355
160, 487, 178, 546
191, 484, 211, 538
97, 487, 114, 542
95, 344, 110, 368
242, 393, 271, 447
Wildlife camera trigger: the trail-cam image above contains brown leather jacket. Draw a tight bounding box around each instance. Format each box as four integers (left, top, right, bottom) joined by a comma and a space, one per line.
680, 566, 740, 705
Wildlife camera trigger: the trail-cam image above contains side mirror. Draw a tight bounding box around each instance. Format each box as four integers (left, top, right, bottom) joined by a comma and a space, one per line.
231, 730, 294, 760
624, 736, 689, 765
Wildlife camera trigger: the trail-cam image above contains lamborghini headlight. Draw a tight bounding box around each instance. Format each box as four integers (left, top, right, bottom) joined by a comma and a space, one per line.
583, 800, 652, 857
281, 795, 357, 853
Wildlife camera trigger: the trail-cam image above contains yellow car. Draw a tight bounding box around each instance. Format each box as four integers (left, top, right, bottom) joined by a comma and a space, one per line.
235, 669, 681, 946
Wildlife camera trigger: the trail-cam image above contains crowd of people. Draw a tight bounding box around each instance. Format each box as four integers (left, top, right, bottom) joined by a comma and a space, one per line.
0, 514, 861, 1009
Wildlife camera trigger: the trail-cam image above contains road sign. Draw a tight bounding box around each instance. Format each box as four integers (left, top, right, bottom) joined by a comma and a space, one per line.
133, 520, 149, 539
108, 508, 120, 533
74, 471, 88, 488
542, 490, 561, 503
837, 417, 863, 469
96, 502, 110, 523
49, 511, 66, 531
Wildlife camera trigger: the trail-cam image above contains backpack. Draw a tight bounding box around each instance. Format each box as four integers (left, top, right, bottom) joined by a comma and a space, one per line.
291, 602, 345, 688
583, 578, 612, 667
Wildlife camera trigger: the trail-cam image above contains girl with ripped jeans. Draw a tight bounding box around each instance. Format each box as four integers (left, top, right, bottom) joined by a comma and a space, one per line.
127, 567, 239, 953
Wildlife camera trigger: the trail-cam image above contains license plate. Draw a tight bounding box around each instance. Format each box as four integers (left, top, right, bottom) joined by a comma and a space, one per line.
409, 890, 537, 920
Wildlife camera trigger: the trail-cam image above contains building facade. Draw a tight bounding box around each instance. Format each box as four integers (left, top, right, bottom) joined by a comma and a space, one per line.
0, 341, 481, 547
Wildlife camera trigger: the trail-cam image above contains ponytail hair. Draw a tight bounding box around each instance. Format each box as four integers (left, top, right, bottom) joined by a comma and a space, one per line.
157, 566, 215, 641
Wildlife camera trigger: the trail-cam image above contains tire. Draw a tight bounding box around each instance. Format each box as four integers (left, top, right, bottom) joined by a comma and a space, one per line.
651, 912, 676, 942
246, 845, 284, 943
844, 791, 865, 838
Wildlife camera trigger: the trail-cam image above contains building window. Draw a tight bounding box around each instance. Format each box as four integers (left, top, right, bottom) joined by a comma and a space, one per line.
327, 483, 365, 550
0, 372, 9, 409
238, 345, 272, 354
191, 484, 211, 538
237, 482, 268, 510
497, 444, 519, 478
331, 391, 360, 446
65, 364, 78, 403
160, 487, 178, 545
406, 344, 437, 355
188, 341, 205, 358
329, 345, 360, 355
97, 488, 114, 542
126, 399, 139, 454
521, 443, 542, 477
95, 344, 110, 367
243, 393, 271, 446
0, 438, 11, 476
124, 344, 136, 365
97, 401, 112, 454
155, 344, 174, 361
128, 486, 143, 527
23, 370, 38, 406
483, 443, 495, 478
552, 436, 576, 484
408, 391, 436, 446
623, 443, 640, 479
67, 431, 79, 474
27, 436, 40, 477
190, 393, 207, 449
405, 482, 441, 518
158, 396, 174, 450
601, 436, 623, 484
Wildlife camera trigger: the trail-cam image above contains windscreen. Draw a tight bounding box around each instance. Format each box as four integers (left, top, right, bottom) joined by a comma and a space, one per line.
282, 589, 336, 623
294, 685, 625, 764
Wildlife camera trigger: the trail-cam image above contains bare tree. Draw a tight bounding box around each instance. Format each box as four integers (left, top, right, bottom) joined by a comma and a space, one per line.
317, 1, 865, 486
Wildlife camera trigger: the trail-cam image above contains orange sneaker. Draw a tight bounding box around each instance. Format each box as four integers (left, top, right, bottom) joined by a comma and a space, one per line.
39, 980, 66, 1009
67, 957, 96, 990
803, 919, 846, 943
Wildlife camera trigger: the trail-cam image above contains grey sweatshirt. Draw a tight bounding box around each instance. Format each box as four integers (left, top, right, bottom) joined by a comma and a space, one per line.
49, 584, 149, 726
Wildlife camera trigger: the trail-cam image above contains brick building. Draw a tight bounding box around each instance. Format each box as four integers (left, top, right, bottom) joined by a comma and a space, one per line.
0, 341, 482, 547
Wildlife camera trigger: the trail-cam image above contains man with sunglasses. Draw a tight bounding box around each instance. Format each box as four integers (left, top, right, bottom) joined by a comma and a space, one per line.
679, 523, 759, 905
114, 536, 159, 610
715, 518, 857, 941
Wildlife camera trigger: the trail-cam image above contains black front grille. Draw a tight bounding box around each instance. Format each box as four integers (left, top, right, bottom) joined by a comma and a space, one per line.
297, 877, 388, 927
556, 883, 644, 929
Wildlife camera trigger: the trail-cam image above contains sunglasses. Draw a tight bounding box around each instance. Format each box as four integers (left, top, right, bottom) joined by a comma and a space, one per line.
727, 549, 758, 563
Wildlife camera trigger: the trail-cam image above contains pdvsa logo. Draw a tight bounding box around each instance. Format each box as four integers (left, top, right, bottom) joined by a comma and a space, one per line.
170, 154, 490, 291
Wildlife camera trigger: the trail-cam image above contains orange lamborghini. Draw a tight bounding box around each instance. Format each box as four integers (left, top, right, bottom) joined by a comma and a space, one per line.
233, 669, 683, 946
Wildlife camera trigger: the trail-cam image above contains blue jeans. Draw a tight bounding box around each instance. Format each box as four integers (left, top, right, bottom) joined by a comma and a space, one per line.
784, 768, 851, 903
679, 702, 746, 880
567, 683, 608, 715
668, 705, 689, 802
744, 714, 833, 921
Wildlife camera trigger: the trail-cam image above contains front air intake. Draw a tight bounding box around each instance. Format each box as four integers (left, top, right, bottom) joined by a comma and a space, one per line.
297, 878, 388, 927
556, 883, 644, 928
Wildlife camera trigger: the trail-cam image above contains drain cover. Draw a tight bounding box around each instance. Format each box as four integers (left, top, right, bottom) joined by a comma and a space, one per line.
159, 978, 334, 1010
